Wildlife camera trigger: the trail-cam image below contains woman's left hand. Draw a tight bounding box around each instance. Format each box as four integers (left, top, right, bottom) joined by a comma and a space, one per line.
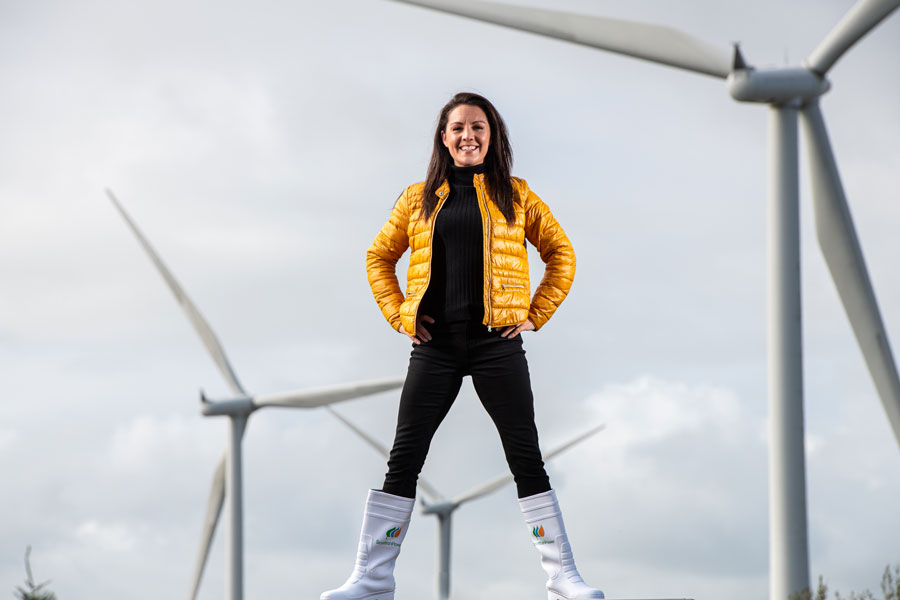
500, 319, 535, 338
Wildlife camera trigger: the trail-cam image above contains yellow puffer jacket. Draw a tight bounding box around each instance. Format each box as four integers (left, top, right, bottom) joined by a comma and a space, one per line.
366, 173, 575, 334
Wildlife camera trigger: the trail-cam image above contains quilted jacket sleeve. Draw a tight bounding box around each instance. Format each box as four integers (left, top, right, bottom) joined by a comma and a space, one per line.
522, 183, 576, 331
366, 188, 412, 331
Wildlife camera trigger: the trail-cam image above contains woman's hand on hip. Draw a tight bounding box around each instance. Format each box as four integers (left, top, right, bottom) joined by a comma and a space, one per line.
400, 315, 434, 344
500, 319, 535, 338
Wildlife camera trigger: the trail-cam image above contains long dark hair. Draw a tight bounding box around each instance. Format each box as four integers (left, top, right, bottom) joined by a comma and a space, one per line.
422, 92, 515, 223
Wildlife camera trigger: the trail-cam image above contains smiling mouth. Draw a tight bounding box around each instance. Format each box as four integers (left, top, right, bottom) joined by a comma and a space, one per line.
459, 145, 479, 151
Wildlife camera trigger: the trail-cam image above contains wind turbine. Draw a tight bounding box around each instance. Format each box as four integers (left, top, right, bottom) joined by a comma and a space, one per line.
382, 1, 900, 600
108, 190, 405, 600
326, 404, 605, 600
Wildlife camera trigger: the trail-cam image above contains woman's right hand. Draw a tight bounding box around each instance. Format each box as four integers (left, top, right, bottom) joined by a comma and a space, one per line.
400, 315, 434, 344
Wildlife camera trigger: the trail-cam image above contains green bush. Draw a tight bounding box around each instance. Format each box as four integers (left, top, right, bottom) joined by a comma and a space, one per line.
791, 565, 900, 600
14, 546, 56, 600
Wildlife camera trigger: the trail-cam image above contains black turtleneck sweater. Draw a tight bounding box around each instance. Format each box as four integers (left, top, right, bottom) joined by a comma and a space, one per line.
420, 163, 485, 323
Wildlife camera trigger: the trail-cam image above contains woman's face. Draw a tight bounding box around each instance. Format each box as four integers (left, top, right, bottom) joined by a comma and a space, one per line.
441, 104, 490, 167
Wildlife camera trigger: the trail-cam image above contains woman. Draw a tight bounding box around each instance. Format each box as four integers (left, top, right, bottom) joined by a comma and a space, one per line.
321, 92, 603, 600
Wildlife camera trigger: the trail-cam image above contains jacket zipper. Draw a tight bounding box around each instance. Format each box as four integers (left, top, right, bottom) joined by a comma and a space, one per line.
476, 177, 493, 328
414, 185, 448, 329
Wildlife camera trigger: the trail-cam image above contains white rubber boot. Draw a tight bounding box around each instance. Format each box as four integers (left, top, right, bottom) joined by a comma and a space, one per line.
519, 489, 605, 600
320, 489, 415, 600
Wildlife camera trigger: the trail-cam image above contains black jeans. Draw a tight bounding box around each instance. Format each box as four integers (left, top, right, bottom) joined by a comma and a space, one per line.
382, 319, 551, 499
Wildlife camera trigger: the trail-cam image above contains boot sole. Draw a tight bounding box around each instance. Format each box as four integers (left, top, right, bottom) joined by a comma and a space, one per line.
320, 592, 394, 600
548, 591, 605, 600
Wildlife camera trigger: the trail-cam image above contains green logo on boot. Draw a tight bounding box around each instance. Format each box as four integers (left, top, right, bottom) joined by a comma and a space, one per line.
532, 524, 554, 545
375, 527, 403, 547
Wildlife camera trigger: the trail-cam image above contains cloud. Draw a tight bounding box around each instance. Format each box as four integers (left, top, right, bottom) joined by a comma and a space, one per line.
75, 520, 136, 553
570, 377, 768, 581
0, 429, 18, 452
1, 0, 898, 599
108, 413, 221, 473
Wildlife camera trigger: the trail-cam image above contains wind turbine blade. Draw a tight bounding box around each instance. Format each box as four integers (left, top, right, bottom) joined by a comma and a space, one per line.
412, 475, 444, 504
253, 376, 405, 409
805, 0, 900, 75
325, 405, 392, 456
450, 423, 606, 507
450, 470, 515, 508
189, 456, 226, 600
799, 102, 900, 450
107, 190, 246, 396
542, 423, 606, 461
325, 406, 445, 502
387, 0, 730, 78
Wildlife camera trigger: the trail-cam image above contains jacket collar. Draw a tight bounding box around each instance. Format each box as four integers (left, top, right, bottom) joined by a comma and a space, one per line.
434, 173, 486, 198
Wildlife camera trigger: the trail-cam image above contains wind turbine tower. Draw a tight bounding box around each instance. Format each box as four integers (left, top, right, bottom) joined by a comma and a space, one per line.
327, 405, 606, 600
109, 191, 405, 600
383, 1, 900, 599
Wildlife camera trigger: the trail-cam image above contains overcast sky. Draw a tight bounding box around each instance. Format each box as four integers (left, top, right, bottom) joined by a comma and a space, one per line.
1, 1, 898, 599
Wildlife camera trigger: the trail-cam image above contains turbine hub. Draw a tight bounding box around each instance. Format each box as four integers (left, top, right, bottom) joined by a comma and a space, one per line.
727, 66, 830, 105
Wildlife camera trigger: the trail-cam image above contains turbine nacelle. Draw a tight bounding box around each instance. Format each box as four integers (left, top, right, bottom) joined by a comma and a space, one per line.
727, 65, 831, 105
200, 391, 255, 418
421, 501, 456, 516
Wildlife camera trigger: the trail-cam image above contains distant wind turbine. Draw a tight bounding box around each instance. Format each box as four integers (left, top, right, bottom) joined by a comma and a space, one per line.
108, 190, 405, 600
383, 1, 900, 599
326, 405, 604, 600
